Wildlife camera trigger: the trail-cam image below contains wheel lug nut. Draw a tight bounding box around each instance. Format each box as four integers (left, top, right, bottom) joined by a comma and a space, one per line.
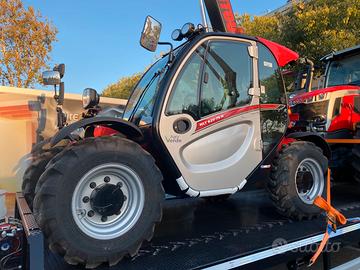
101, 216, 107, 222
90, 182, 96, 189
77, 209, 86, 217
87, 210, 95, 217
82, 196, 90, 203
123, 195, 127, 201
104, 176, 110, 183
117, 182, 123, 188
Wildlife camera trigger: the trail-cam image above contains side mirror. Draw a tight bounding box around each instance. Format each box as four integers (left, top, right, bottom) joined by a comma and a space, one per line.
82, 88, 100, 109
140, 16, 162, 52
53, 63, 65, 78
42, 70, 61, 85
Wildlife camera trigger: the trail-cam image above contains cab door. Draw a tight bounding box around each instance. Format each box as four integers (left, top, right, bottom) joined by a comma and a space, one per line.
159, 37, 263, 194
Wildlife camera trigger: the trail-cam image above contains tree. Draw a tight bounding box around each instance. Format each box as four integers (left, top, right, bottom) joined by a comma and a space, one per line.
236, 13, 281, 42
0, 0, 57, 88
236, 0, 360, 66
102, 73, 142, 99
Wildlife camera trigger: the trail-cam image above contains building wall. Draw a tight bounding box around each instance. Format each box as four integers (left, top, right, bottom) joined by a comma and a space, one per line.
0, 86, 127, 192
266, 0, 309, 16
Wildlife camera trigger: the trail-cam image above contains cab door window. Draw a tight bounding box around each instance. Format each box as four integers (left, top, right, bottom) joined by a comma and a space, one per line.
258, 42, 288, 156
200, 41, 252, 117
132, 75, 161, 126
258, 43, 286, 105
166, 45, 206, 120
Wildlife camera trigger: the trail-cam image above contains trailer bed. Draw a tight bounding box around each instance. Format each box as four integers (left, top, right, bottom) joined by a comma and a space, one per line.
33, 183, 360, 270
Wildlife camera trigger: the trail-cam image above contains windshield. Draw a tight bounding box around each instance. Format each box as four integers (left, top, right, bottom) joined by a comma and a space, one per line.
123, 55, 169, 121
326, 53, 360, 87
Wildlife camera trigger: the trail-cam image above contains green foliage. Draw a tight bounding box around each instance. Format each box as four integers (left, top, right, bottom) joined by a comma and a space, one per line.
236, 0, 360, 66
0, 0, 57, 88
102, 73, 142, 99
236, 13, 281, 42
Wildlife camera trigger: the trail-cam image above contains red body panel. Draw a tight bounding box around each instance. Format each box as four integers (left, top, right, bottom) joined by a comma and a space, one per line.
93, 126, 119, 137
288, 111, 300, 122
289, 84, 360, 133
204, 0, 242, 33
291, 85, 360, 104
204, 0, 299, 64
257, 37, 299, 67
216, 0, 237, 33
328, 95, 360, 132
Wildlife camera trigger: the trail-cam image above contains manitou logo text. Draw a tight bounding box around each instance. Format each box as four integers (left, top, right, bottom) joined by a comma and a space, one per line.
165, 135, 182, 143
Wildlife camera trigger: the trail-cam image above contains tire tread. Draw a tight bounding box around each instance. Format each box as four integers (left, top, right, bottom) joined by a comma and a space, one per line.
269, 141, 327, 220
34, 136, 164, 268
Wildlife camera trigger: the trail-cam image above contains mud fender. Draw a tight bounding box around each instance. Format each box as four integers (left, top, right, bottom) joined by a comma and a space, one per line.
286, 132, 331, 159
50, 117, 143, 146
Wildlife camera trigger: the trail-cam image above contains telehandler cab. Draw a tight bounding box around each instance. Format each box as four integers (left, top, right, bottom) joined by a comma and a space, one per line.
25, 11, 330, 268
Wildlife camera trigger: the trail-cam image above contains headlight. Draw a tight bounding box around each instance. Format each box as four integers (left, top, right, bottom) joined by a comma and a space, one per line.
171, 29, 183, 41
181, 23, 195, 37
82, 88, 100, 109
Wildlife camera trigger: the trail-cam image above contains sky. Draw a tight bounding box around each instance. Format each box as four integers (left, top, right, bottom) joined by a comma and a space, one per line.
22, 0, 285, 94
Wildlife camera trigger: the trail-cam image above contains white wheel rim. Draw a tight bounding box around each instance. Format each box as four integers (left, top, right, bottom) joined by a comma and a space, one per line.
295, 158, 324, 205
71, 163, 145, 240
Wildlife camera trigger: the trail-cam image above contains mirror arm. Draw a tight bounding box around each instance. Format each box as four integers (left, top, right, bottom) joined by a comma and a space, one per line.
58, 82, 65, 106
53, 84, 59, 103
158, 42, 174, 64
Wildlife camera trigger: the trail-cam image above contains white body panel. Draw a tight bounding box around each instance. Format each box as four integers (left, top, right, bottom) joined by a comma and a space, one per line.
159, 36, 263, 195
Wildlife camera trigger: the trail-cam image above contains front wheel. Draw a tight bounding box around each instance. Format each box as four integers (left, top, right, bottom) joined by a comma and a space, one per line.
33, 137, 164, 268
269, 141, 328, 220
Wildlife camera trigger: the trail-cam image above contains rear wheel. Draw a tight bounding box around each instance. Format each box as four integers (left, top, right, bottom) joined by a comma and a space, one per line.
269, 141, 328, 220
29, 138, 51, 157
353, 123, 360, 183
33, 136, 164, 268
22, 143, 68, 209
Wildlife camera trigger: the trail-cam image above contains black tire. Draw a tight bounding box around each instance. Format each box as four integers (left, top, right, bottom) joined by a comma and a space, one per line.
21, 145, 65, 209
353, 123, 360, 183
30, 138, 72, 157
29, 138, 52, 157
329, 145, 353, 182
269, 141, 328, 220
203, 194, 231, 203
33, 136, 164, 268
